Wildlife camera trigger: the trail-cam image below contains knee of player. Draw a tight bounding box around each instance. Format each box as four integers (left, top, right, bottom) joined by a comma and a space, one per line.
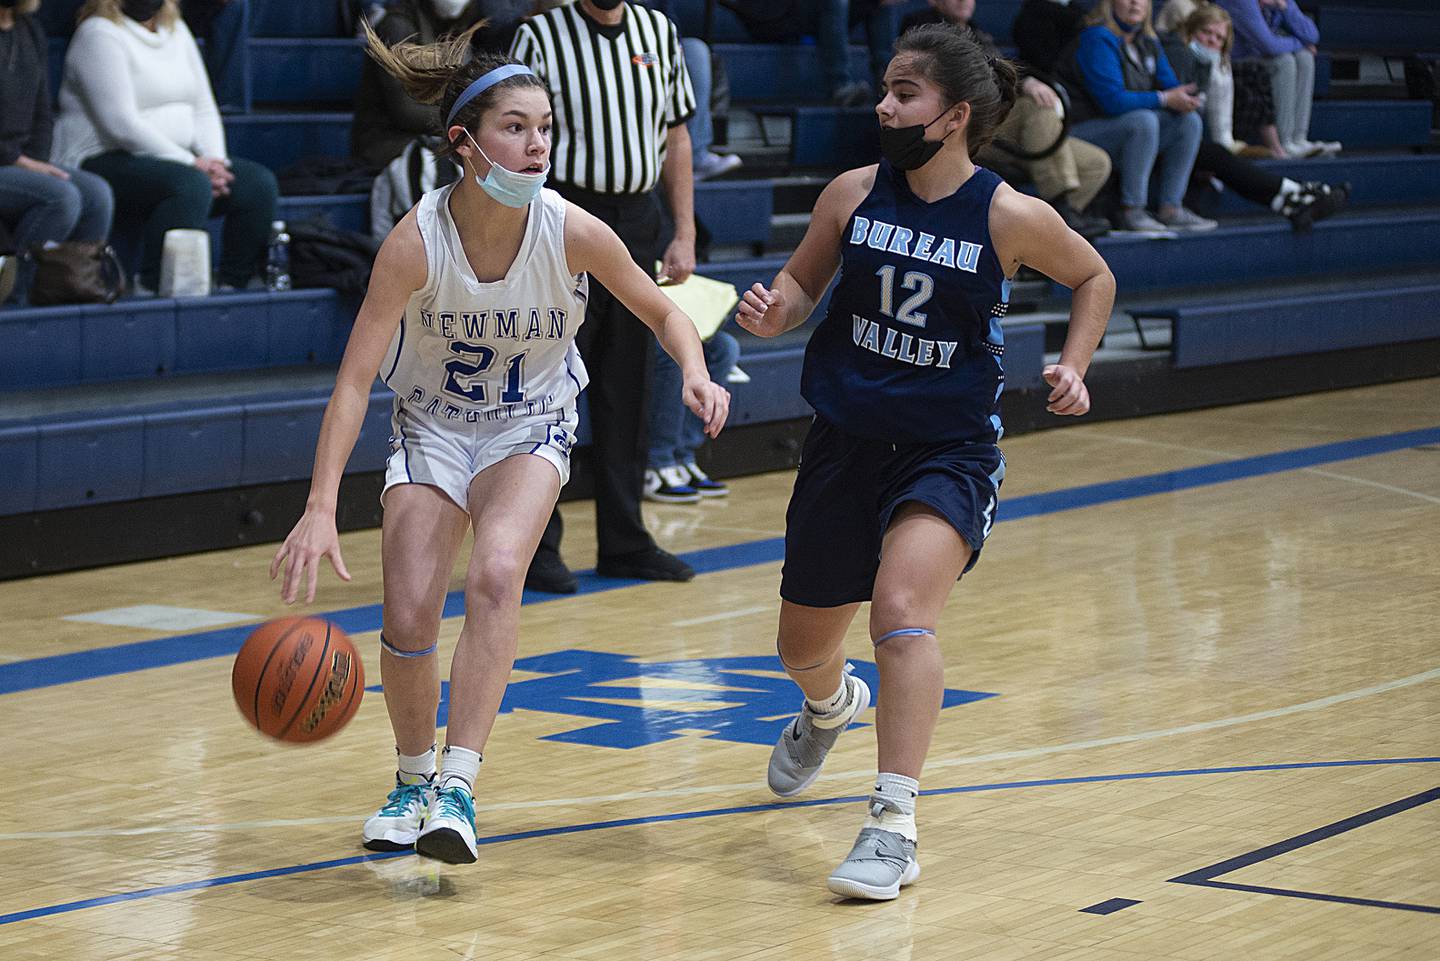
466, 551, 529, 607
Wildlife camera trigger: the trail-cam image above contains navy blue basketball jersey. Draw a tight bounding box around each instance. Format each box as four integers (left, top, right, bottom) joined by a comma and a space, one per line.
801, 161, 1012, 444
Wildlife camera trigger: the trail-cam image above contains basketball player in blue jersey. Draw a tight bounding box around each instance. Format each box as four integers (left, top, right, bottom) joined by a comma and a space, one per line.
269, 23, 729, 865
738, 24, 1115, 900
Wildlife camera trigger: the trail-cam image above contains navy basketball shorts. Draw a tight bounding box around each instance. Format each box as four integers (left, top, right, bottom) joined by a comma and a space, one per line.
780, 415, 1006, 608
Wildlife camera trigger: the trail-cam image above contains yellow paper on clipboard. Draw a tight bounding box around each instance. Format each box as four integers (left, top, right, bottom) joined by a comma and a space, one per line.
655, 265, 739, 341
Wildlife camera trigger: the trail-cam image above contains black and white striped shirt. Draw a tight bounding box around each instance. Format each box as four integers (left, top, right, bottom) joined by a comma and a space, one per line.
510, 2, 695, 195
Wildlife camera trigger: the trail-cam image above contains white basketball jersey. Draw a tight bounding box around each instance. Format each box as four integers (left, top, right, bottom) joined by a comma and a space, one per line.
380, 183, 590, 424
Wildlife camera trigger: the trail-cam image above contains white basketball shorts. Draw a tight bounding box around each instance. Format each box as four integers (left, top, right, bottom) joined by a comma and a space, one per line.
382, 399, 579, 511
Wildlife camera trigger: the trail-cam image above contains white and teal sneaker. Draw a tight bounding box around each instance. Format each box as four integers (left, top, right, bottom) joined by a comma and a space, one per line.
362, 778, 432, 852
415, 785, 478, 864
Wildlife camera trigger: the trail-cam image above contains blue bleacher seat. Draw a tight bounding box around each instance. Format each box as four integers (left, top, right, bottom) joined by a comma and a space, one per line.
1211, 154, 1440, 214
250, 0, 344, 39
1169, 281, 1440, 368
1309, 100, 1433, 148
249, 38, 364, 105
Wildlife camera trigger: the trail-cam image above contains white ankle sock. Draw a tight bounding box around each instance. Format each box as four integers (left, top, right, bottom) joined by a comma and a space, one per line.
806, 677, 850, 717
438, 745, 482, 794
864, 772, 919, 842
1271, 177, 1303, 211
397, 745, 436, 785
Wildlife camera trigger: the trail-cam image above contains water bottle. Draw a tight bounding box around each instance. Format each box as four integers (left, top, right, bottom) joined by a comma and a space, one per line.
265, 220, 292, 292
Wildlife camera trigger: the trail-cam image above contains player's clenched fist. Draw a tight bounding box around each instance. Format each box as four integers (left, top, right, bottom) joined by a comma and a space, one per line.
736, 282, 787, 337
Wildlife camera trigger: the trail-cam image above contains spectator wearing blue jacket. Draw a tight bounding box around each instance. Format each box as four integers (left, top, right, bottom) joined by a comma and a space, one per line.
1217, 0, 1336, 156
1060, 0, 1214, 232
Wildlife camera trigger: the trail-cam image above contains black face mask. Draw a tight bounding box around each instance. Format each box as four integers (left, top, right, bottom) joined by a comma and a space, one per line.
589, 0, 624, 10
121, 0, 166, 22
878, 105, 957, 171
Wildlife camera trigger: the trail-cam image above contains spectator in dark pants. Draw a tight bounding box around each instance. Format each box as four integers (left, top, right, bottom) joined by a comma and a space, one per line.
0, 0, 114, 303
723, 0, 903, 105
51, 0, 277, 291
182, 0, 250, 114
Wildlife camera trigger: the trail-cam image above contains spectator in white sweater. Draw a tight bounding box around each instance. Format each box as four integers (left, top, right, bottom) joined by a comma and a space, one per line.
52, 0, 277, 290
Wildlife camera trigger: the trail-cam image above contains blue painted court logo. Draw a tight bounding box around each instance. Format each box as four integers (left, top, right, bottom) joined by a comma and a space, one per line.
369, 650, 996, 748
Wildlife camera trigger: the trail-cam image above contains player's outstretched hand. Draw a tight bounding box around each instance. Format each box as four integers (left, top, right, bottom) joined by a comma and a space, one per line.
736, 282, 786, 337
269, 510, 352, 605
683, 377, 732, 438
1043, 364, 1090, 416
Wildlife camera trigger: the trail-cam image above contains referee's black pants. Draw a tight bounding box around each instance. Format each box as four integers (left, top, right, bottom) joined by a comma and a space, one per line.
536, 184, 662, 562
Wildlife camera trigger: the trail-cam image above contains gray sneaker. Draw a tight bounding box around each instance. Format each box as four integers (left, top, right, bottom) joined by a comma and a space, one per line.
1156, 207, 1218, 232
766, 666, 871, 797
827, 824, 921, 900
1118, 208, 1172, 233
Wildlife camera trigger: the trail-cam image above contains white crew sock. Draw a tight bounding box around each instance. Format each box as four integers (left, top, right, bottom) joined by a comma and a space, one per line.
438, 745, 482, 794
397, 745, 436, 786
863, 772, 919, 842
806, 676, 850, 719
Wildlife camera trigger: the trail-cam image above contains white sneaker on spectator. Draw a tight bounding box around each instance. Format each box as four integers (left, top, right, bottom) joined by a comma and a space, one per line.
693, 151, 742, 182
724, 365, 750, 384
1156, 207, 1218, 232
1284, 140, 1324, 158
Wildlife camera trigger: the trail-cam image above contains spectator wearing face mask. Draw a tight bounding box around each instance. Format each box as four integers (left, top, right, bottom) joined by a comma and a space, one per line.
1161, 2, 1346, 230
351, 0, 531, 169
1215, 0, 1336, 157
0, 0, 115, 303
1059, 0, 1215, 233
51, 0, 279, 291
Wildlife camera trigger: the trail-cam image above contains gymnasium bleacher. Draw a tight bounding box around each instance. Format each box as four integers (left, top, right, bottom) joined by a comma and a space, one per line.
2, 0, 1438, 577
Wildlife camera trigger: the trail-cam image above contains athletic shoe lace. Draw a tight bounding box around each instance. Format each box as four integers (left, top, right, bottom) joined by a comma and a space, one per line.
435, 786, 474, 824
378, 783, 427, 817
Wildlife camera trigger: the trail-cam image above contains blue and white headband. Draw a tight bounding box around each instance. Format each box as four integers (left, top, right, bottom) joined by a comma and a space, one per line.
445, 64, 536, 128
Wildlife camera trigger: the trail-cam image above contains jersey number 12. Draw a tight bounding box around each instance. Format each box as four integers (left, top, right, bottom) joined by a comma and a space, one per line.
875, 265, 934, 328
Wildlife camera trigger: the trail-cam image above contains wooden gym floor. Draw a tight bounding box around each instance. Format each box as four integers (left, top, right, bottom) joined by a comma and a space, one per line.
1, 378, 1437, 960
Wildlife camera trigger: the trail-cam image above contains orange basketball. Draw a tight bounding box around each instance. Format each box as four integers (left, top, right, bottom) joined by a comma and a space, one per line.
232, 617, 364, 743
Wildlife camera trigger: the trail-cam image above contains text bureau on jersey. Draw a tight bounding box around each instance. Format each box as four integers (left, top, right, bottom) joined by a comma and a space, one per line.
421, 306, 569, 341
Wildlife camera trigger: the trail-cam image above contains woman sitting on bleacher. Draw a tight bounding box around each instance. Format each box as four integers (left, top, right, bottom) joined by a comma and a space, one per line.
0, 0, 114, 302
50, 0, 278, 291
1059, 0, 1215, 233
1216, 0, 1338, 157
1162, 3, 1347, 231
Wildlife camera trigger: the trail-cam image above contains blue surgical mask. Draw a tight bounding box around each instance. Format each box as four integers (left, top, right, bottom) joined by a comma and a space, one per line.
464, 131, 548, 209
1189, 41, 1222, 65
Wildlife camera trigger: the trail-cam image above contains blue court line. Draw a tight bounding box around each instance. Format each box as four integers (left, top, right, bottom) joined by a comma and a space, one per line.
1, 757, 1436, 927
2, 424, 1437, 698
1079, 897, 1143, 915
1169, 785, 1440, 914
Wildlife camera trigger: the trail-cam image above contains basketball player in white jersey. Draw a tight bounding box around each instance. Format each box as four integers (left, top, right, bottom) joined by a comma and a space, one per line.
269, 24, 730, 865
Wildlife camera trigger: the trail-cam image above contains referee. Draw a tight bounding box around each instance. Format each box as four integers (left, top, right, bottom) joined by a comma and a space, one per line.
512, 0, 700, 592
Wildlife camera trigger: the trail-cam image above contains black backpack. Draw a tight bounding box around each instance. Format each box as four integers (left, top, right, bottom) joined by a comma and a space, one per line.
287, 219, 382, 296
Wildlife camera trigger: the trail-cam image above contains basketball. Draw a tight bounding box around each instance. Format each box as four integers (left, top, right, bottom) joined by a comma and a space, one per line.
232, 617, 364, 743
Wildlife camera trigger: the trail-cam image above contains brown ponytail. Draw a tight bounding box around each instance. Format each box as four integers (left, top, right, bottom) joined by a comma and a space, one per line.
361, 18, 546, 156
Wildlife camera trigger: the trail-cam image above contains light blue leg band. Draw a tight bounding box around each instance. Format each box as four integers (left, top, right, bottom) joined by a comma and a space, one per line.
874, 627, 935, 646
381, 632, 439, 658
